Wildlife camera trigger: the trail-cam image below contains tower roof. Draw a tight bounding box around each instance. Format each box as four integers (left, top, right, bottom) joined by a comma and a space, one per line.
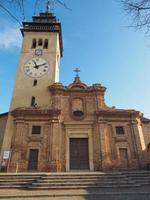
32, 12, 58, 23
21, 12, 63, 57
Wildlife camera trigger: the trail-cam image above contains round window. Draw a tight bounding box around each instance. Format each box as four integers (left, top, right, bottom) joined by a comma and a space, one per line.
73, 110, 84, 117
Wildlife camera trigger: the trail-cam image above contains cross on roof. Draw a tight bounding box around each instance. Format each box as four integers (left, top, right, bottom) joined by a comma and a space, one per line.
45, 0, 53, 12
74, 68, 80, 77
45, 0, 71, 13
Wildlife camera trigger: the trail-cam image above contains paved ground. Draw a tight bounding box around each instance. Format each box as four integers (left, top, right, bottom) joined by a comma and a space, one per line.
0, 189, 150, 200
0, 194, 150, 200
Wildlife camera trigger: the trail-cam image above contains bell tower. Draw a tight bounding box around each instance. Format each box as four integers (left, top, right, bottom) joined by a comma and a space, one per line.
2, 11, 63, 150
10, 12, 63, 109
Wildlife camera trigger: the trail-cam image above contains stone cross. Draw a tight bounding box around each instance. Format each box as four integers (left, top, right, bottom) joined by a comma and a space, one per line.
46, 0, 53, 12
45, 0, 71, 13
74, 68, 80, 77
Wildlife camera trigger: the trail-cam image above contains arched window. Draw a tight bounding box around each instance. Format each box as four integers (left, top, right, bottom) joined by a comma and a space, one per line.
31, 96, 35, 106
33, 79, 37, 86
38, 39, 43, 46
32, 39, 36, 48
44, 39, 48, 49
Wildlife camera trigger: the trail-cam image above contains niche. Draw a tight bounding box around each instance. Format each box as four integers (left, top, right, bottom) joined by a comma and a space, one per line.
71, 98, 84, 119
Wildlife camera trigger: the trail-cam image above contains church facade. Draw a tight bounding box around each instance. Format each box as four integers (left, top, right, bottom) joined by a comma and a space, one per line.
0, 12, 150, 172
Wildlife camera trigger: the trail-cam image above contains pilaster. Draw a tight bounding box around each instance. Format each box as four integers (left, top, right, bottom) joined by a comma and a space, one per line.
50, 119, 61, 172
9, 120, 25, 172
98, 120, 112, 171
131, 119, 147, 167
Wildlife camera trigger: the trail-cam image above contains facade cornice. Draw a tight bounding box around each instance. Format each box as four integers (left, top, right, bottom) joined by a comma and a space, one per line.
96, 109, 142, 118
0, 112, 8, 117
63, 121, 93, 125
49, 81, 106, 95
11, 108, 61, 119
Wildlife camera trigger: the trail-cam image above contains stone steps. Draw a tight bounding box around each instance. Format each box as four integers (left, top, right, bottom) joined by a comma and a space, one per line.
40, 175, 127, 178
0, 171, 150, 190
28, 172, 140, 190
38, 177, 129, 181
35, 179, 134, 183
28, 185, 141, 190
32, 180, 136, 185
0, 172, 150, 199
0, 178, 38, 181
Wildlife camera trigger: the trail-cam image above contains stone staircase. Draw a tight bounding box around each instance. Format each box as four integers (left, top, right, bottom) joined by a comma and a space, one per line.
0, 171, 150, 189
0, 174, 41, 189
28, 173, 139, 189
0, 172, 150, 199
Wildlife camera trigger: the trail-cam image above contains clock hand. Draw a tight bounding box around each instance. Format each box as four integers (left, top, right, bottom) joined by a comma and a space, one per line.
31, 59, 47, 70
36, 63, 47, 67
32, 60, 39, 69
32, 59, 37, 66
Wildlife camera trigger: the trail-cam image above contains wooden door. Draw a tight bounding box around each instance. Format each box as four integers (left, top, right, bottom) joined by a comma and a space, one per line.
28, 149, 39, 170
70, 138, 89, 170
119, 148, 129, 169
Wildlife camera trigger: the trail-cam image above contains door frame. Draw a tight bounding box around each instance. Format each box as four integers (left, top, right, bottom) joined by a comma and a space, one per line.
118, 148, 129, 168
69, 137, 89, 170
65, 122, 94, 172
116, 144, 131, 169
27, 147, 40, 171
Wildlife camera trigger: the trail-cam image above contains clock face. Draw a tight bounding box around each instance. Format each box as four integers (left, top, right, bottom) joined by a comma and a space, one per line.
24, 57, 49, 78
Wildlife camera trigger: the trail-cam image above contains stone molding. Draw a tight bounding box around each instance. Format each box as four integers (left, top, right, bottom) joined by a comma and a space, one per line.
49, 77, 106, 95
11, 108, 61, 120
96, 109, 142, 118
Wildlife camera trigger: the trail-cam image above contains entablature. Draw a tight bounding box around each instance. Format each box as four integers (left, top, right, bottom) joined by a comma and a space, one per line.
11, 107, 61, 121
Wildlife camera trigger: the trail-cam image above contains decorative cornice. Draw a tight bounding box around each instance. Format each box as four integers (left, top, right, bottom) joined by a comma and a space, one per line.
49, 82, 66, 93
63, 121, 93, 126
96, 109, 142, 118
0, 112, 8, 117
11, 107, 61, 119
92, 84, 106, 93
68, 77, 88, 89
142, 117, 150, 124
49, 80, 106, 95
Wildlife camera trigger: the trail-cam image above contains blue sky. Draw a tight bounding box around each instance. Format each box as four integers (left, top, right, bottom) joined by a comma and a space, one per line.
0, 0, 150, 118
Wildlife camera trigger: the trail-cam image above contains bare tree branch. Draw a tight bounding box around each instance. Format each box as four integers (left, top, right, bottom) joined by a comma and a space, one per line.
34, 0, 40, 14
55, 0, 72, 11
120, 0, 150, 33
0, 0, 71, 25
0, 3, 21, 25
